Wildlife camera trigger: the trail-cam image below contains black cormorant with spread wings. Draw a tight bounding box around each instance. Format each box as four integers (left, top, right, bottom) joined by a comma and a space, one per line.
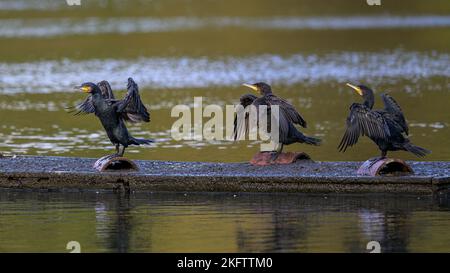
71, 78, 152, 158
338, 83, 430, 160
234, 82, 320, 160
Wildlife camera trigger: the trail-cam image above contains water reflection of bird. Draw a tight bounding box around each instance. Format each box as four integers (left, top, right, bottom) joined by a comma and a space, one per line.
235, 82, 320, 160
338, 83, 430, 161
71, 78, 152, 158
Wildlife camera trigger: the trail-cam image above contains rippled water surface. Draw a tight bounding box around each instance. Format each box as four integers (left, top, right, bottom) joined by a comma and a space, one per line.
0, 190, 449, 252
1, 15, 450, 38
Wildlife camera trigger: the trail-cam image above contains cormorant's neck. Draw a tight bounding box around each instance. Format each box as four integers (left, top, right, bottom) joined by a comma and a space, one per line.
90, 91, 104, 104
363, 91, 375, 109
91, 91, 102, 99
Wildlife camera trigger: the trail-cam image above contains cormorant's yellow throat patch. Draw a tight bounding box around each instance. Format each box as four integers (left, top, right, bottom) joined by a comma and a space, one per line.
81, 86, 92, 93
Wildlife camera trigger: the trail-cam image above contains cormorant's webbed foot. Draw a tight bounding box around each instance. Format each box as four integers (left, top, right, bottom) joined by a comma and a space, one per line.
105, 144, 126, 159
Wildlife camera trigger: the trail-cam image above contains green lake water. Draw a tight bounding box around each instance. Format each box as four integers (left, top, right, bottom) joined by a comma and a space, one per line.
1, 190, 450, 253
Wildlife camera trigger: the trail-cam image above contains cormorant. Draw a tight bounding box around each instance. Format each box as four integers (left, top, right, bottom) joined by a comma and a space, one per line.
234, 82, 321, 160
338, 83, 430, 161
233, 93, 258, 141
71, 77, 152, 158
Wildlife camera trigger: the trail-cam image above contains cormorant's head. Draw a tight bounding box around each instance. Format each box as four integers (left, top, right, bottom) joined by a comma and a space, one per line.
346, 83, 375, 97
242, 82, 272, 96
346, 83, 375, 108
75, 82, 99, 94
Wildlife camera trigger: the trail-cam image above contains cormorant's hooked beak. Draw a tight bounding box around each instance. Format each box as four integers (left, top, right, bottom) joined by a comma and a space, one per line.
242, 83, 259, 93
74, 85, 92, 93
346, 83, 363, 96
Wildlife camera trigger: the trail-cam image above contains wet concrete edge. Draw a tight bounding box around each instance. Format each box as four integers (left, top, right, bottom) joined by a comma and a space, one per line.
1, 156, 448, 194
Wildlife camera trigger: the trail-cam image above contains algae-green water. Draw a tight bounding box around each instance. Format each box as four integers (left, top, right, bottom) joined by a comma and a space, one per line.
0, 190, 449, 253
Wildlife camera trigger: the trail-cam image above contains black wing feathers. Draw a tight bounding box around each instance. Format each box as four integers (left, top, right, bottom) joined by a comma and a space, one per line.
97, 80, 115, 100
381, 93, 408, 135
68, 80, 115, 115
233, 94, 301, 144
338, 103, 391, 152
70, 79, 150, 124
233, 94, 257, 140
69, 95, 95, 115
267, 95, 307, 128
114, 78, 150, 123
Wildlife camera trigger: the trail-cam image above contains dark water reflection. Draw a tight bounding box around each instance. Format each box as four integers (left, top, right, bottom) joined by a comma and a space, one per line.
0, 189, 449, 252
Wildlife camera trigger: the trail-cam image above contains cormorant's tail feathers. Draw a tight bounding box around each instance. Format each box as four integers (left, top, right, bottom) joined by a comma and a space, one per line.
303, 136, 321, 146
404, 143, 431, 157
130, 137, 154, 145
291, 127, 321, 146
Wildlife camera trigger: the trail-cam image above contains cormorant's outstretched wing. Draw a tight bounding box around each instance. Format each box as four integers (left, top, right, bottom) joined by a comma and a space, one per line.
97, 80, 115, 100
240, 94, 258, 108
381, 93, 408, 135
69, 95, 95, 115
266, 95, 307, 128
114, 78, 150, 123
233, 94, 257, 140
338, 103, 391, 152
233, 95, 294, 143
